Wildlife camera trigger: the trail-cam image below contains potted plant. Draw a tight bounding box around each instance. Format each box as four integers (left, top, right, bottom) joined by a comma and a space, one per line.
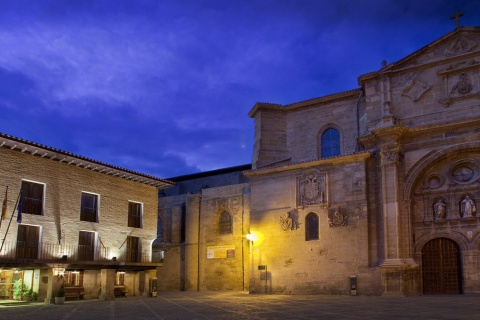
12, 279, 23, 300
22, 288, 33, 301
55, 285, 65, 305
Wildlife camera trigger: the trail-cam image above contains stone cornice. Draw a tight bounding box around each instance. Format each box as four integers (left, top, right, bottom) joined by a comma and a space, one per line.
248, 89, 361, 118
244, 152, 371, 178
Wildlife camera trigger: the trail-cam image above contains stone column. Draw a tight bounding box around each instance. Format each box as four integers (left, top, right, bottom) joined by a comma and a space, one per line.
374, 126, 419, 295
379, 146, 404, 265
99, 269, 115, 301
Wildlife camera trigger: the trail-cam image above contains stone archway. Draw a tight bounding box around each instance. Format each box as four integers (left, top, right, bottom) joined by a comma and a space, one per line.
422, 238, 462, 294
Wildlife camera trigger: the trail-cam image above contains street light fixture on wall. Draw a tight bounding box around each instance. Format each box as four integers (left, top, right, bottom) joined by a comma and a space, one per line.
246, 233, 257, 244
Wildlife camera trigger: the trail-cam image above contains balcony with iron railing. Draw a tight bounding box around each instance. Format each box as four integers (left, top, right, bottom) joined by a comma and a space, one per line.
0, 241, 164, 265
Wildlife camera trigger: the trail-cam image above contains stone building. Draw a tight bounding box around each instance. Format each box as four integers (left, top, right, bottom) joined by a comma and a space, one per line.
158, 25, 480, 295
0, 133, 173, 302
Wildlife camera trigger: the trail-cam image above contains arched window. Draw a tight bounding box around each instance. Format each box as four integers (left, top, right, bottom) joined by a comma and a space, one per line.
305, 212, 319, 241
321, 128, 340, 158
219, 211, 232, 234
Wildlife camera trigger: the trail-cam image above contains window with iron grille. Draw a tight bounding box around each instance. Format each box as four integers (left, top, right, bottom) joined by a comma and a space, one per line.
305, 212, 319, 241
219, 211, 232, 234
80, 193, 98, 222
321, 128, 340, 158
128, 201, 142, 228
20, 180, 44, 216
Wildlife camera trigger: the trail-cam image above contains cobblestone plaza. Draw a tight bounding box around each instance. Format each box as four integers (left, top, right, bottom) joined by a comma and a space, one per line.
1, 292, 480, 320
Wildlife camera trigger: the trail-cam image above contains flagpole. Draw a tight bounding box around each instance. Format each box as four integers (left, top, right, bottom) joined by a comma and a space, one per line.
0, 190, 21, 252
0, 186, 8, 230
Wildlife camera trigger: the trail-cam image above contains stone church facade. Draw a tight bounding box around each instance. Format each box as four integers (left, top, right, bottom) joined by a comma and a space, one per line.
157, 25, 480, 295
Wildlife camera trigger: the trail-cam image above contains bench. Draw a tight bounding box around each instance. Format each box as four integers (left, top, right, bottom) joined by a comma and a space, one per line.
114, 287, 127, 298
64, 287, 84, 300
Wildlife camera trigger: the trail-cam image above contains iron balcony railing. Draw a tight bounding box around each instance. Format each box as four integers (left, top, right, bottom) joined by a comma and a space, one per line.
0, 241, 163, 263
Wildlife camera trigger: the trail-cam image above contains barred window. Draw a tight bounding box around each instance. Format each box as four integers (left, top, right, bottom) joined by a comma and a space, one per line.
305, 212, 319, 241
219, 211, 232, 234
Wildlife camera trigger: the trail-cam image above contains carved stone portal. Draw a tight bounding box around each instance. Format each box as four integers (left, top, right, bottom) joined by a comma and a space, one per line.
297, 170, 326, 207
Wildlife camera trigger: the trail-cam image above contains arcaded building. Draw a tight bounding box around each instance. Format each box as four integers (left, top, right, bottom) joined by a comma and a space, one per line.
0, 133, 173, 302
158, 25, 480, 295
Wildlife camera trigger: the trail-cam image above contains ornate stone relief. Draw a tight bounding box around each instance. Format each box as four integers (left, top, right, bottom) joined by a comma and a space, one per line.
279, 209, 300, 231
444, 36, 478, 56
402, 73, 431, 101
328, 207, 348, 227
450, 72, 473, 95
380, 148, 402, 166
297, 170, 327, 207
437, 59, 480, 107
449, 161, 478, 186
422, 174, 444, 190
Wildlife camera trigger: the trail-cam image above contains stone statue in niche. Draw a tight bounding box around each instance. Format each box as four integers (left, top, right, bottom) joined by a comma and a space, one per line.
298, 170, 326, 207
328, 207, 348, 227
279, 209, 299, 231
460, 195, 476, 218
433, 199, 446, 219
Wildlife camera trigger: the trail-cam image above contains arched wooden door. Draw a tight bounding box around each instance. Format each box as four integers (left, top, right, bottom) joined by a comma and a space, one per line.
422, 238, 462, 294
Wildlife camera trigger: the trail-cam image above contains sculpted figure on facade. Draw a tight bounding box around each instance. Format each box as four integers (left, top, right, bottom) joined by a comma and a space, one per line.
460, 195, 476, 218
433, 199, 446, 219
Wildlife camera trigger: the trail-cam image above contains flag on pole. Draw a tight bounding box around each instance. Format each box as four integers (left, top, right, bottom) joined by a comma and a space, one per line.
1, 188, 7, 220
16, 192, 22, 223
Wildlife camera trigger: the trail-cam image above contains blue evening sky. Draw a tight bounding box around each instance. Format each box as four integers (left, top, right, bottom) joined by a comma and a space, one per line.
0, 0, 479, 178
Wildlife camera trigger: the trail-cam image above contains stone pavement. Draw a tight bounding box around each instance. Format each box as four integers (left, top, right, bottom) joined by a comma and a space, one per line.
1, 292, 479, 320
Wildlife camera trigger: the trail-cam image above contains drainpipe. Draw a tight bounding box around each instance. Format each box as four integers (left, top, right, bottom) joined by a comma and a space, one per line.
197, 191, 202, 292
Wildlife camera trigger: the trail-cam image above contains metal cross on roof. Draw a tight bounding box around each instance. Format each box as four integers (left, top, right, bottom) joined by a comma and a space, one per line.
450, 11, 464, 28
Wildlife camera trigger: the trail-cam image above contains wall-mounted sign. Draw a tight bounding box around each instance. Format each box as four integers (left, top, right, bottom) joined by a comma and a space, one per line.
207, 245, 235, 259
258, 265, 266, 270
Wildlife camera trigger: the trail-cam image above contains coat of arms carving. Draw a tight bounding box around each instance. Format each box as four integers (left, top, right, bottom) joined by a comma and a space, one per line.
279, 209, 299, 231
297, 170, 326, 207
328, 207, 348, 227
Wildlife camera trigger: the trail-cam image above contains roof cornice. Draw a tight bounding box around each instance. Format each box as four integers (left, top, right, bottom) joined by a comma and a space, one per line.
0, 132, 174, 189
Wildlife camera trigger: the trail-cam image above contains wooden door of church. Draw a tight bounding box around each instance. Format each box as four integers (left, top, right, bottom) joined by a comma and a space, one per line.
422, 238, 462, 294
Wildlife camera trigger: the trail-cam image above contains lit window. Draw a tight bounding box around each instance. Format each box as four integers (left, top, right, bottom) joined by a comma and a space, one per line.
306, 212, 319, 241
321, 128, 340, 158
